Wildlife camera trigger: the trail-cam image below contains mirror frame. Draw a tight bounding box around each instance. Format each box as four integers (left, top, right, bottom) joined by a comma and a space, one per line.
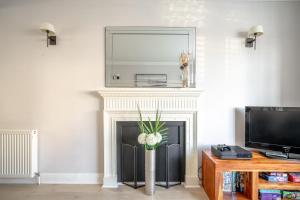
105, 26, 196, 88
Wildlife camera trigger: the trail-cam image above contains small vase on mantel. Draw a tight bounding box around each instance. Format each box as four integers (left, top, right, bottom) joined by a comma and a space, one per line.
179, 52, 190, 88
145, 149, 156, 195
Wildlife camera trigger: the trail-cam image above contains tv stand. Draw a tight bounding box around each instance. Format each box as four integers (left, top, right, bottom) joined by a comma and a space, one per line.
202, 150, 300, 200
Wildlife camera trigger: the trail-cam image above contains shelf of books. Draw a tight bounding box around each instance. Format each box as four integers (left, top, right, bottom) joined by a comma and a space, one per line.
259, 178, 300, 190
258, 172, 300, 199
223, 172, 300, 200
223, 172, 250, 200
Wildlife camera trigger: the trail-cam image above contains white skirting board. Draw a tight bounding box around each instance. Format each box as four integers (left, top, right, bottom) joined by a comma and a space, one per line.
0, 173, 103, 184
0, 173, 200, 187
0, 177, 37, 184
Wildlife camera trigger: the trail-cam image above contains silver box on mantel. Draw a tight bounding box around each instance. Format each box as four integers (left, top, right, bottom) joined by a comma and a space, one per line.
145, 150, 156, 195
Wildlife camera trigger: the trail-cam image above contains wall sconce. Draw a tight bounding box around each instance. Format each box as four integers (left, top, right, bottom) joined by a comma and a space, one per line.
40, 23, 56, 47
245, 25, 264, 50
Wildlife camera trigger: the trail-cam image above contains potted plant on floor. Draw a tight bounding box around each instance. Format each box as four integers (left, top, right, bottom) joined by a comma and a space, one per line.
137, 107, 168, 195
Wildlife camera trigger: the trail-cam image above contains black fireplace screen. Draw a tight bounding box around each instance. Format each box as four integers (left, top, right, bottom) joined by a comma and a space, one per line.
116, 121, 185, 186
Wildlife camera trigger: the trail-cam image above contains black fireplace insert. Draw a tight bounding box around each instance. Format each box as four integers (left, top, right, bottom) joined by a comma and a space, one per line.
116, 121, 185, 188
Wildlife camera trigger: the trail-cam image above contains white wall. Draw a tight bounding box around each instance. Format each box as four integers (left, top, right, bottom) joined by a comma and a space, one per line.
0, 0, 300, 180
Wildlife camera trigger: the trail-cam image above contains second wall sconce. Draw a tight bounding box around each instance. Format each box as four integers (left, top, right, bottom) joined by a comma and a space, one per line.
40, 22, 56, 47
245, 25, 264, 50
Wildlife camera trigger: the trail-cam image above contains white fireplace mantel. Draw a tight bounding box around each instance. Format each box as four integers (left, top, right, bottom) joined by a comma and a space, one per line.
98, 88, 203, 188
98, 88, 203, 97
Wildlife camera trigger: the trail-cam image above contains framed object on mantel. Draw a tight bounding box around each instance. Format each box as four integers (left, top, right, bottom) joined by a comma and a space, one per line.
105, 26, 196, 88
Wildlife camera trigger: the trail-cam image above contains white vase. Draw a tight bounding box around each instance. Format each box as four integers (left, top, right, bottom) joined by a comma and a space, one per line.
182, 65, 189, 87
145, 149, 155, 195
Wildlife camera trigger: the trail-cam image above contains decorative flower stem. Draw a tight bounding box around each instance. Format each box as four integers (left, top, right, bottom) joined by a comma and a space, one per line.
137, 106, 168, 150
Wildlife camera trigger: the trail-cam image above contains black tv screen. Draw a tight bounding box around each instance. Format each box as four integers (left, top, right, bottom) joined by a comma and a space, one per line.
245, 107, 300, 154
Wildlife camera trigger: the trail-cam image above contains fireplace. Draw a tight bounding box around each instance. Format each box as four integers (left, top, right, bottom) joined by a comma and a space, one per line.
98, 88, 202, 188
117, 121, 186, 186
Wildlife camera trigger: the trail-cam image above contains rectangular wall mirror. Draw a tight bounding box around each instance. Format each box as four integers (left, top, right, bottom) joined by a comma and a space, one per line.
105, 27, 196, 88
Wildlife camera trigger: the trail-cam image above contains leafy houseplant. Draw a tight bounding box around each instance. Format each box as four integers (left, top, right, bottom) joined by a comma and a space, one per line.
137, 108, 168, 150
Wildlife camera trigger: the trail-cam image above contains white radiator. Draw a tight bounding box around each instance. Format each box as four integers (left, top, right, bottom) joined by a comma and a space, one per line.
0, 130, 38, 178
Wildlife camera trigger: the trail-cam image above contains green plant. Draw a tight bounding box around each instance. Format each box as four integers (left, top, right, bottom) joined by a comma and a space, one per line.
137, 106, 168, 150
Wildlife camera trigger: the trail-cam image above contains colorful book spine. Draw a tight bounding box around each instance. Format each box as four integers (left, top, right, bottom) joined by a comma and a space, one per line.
261, 173, 288, 183
260, 193, 281, 200
260, 190, 281, 200
236, 172, 245, 193
267, 172, 288, 177
288, 173, 300, 183
223, 171, 232, 192
282, 190, 300, 199
232, 172, 237, 193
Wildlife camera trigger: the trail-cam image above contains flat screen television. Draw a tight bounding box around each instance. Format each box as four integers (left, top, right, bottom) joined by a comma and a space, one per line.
245, 106, 300, 157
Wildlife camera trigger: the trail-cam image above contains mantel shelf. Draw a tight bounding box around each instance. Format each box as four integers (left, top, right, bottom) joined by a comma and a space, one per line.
98, 88, 204, 97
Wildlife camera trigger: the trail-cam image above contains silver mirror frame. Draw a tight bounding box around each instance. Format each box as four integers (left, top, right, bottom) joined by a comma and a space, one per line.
105, 26, 196, 88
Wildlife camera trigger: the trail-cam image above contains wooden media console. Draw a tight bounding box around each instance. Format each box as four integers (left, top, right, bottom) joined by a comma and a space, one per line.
202, 150, 300, 200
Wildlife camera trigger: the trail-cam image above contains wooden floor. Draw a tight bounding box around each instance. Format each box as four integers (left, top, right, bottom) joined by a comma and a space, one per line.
0, 184, 209, 200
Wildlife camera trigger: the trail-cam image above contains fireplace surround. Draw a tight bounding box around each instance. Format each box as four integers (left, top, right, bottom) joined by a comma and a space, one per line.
98, 88, 203, 188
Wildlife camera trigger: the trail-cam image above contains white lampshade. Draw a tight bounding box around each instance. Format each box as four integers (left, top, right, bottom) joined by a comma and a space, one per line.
248, 25, 264, 37
40, 23, 56, 35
